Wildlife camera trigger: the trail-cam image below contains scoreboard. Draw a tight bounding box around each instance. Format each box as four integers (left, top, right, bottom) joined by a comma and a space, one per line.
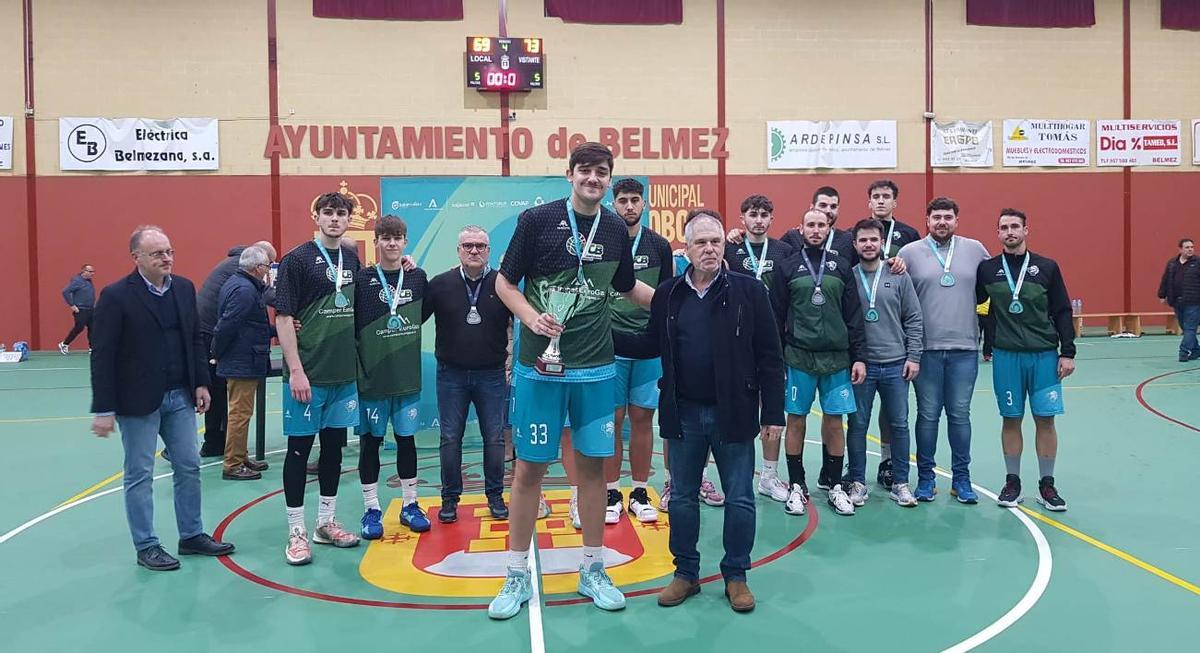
465, 37, 544, 91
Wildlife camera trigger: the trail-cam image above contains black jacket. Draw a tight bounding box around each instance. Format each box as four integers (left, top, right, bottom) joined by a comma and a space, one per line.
1157, 256, 1200, 307
613, 269, 785, 443
212, 270, 276, 379
90, 270, 210, 416
198, 246, 245, 336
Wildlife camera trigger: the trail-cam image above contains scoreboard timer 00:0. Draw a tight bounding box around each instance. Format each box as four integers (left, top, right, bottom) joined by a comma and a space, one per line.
465, 36, 544, 91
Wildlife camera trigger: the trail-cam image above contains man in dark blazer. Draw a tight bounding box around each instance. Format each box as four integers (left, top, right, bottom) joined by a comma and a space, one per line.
614, 210, 784, 613
90, 226, 235, 571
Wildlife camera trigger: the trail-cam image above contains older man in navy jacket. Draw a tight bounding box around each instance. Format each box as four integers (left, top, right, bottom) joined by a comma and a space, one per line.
212, 245, 276, 481
90, 226, 235, 571
614, 210, 784, 613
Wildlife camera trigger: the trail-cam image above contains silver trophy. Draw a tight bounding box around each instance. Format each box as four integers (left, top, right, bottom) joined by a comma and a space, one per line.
535, 284, 584, 376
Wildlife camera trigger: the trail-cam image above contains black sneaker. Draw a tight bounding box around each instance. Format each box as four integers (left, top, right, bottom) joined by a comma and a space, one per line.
996, 474, 1022, 507
136, 545, 180, 571
488, 495, 509, 520
438, 498, 459, 523
178, 533, 235, 556
199, 444, 224, 458
876, 459, 894, 490
1037, 476, 1067, 512
816, 472, 833, 492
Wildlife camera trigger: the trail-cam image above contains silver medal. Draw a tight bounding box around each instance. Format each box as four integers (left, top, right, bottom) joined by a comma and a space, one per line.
466, 307, 482, 325
811, 287, 826, 306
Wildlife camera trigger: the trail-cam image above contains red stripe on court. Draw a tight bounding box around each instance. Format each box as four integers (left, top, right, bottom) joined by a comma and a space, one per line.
1135, 369, 1200, 434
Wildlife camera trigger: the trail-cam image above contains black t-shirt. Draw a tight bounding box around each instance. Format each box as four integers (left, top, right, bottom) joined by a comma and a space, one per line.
499, 198, 636, 377
423, 267, 512, 370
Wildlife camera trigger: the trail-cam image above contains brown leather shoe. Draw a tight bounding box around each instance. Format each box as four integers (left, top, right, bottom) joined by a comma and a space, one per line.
222, 465, 262, 481
245, 458, 269, 472
658, 577, 701, 607
724, 580, 755, 612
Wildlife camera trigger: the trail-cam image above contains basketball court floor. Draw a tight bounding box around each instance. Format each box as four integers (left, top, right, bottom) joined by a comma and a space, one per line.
2, 337, 1197, 652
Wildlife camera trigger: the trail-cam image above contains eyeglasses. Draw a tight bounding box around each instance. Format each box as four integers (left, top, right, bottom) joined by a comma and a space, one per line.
139, 249, 175, 260
318, 208, 350, 218
459, 242, 489, 252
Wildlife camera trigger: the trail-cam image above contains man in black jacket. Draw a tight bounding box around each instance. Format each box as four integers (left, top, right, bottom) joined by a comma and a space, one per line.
196, 240, 277, 456
1157, 238, 1200, 362
614, 210, 784, 613
90, 226, 234, 571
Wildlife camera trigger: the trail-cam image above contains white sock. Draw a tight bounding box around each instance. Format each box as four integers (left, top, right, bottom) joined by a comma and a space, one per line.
317, 495, 336, 526
702, 468, 710, 482
286, 506, 305, 532
580, 545, 603, 569
508, 549, 530, 571
632, 479, 647, 491
881, 443, 892, 459
401, 477, 418, 506
763, 459, 779, 479
606, 480, 619, 491
362, 483, 380, 511
570, 485, 579, 501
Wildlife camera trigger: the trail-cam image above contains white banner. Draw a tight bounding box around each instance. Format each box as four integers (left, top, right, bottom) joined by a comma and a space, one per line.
1002, 119, 1090, 167
768, 120, 897, 169
1193, 120, 1200, 165
1097, 120, 1181, 167
0, 116, 12, 170
931, 120, 993, 167
58, 117, 219, 171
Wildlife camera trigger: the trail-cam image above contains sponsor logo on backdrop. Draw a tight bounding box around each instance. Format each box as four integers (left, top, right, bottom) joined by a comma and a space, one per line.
767, 120, 897, 169
58, 117, 219, 171
1002, 119, 1090, 167
1097, 120, 1181, 167
931, 120, 994, 167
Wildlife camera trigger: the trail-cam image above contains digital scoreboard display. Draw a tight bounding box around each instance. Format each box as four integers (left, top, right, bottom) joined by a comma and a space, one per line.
465, 37, 544, 91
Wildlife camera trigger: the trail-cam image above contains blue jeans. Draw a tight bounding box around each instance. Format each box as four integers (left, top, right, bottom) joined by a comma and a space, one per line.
912, 350, 978, 483
668, 400, 756, 583
437, 363, 507, 500
117, 388, 204, 552
1175, 304, 1200, 358
846, 360, 912, 486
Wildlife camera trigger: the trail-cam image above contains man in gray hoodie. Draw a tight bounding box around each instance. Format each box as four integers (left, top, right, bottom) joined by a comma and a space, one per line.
844, 220, 923, 508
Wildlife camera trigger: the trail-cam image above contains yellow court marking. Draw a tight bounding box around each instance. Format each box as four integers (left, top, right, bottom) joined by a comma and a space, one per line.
56, 471, 124, 508
855, 430, 1199, 596
1017, 507, 1200, 597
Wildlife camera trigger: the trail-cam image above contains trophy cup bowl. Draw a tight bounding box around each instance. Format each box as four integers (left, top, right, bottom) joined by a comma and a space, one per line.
535, 285, 583, 377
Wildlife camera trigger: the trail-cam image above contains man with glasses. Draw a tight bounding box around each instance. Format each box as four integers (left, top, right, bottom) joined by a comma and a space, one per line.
59, 263, 97, 355
90, 226, 234, 570
274, 192, 363, 565
424, 226, 513, 523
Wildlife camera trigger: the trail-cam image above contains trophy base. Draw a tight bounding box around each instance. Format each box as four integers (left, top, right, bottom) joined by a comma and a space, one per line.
535, 357, 565, 377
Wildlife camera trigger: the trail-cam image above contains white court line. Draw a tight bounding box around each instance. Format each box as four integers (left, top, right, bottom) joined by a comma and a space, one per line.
818, 440, 1052, 653
527, 533, 546, 653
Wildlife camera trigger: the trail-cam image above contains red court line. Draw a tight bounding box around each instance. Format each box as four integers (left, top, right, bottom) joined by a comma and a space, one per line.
1134, 369, 1200, 434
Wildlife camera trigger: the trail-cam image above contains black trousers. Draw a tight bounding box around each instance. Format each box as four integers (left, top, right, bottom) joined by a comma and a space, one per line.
62, 308, 93, 346
978, 312, 996, 357
200, 332, 227, 451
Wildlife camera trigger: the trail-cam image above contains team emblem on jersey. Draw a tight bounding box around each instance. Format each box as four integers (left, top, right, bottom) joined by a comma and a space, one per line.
325, 267, 355, 285
377, 286, 414, 305
742, 257, 775, 273
1028, 265, 1040, 277
359, 490, 674, 598
826, 261, 838, 271
633, 255, 650, 270
566, 235, 604, 261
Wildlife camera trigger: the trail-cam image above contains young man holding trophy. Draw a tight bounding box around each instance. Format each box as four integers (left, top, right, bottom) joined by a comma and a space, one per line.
489, 143, 654, 620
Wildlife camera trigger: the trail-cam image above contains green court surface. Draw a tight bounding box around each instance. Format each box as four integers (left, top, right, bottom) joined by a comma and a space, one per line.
1, 337, 1198, 652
